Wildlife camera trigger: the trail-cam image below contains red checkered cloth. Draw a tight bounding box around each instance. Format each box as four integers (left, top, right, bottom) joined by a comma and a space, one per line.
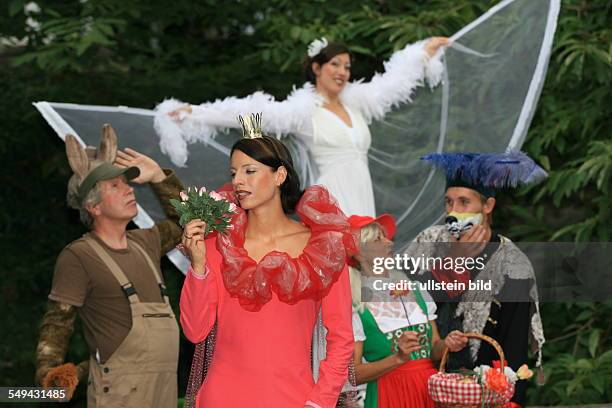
428, 373, 514, 406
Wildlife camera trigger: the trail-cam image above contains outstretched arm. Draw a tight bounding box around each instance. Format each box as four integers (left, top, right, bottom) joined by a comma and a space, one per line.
154, 86, 316, 167
343, 37, 449, 123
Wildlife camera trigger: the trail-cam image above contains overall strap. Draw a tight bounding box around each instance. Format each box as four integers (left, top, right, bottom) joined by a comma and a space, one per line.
130, 240, 169, 303
85, 236, 141, 304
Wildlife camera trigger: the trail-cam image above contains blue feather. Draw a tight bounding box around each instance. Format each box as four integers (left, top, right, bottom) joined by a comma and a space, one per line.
421, 150, 547, 189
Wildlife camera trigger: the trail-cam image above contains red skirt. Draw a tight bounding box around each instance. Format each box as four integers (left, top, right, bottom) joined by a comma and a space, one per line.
377, 358, 437, 408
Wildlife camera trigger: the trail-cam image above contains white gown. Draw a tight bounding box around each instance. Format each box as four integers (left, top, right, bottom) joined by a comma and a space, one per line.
154, 40, 444, 217
310, 106, 374, 216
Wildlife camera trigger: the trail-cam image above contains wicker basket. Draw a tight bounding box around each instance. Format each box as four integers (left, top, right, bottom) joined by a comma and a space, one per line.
428, 332, 515, 408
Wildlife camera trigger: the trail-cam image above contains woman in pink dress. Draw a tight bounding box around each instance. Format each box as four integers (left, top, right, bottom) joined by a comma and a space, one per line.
179, 118, 357, 408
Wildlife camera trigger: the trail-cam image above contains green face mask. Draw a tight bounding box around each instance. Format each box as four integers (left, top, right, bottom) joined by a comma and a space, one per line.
445, 212, 482, 238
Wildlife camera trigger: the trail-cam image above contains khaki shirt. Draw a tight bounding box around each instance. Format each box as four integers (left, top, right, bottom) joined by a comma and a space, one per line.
49, 171, 183, 363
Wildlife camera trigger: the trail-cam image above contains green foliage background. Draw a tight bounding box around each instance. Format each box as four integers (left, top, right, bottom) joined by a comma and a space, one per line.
1, 0, 609, 406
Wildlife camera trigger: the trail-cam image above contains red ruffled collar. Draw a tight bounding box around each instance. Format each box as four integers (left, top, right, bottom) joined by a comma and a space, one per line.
216, 185, 358, 311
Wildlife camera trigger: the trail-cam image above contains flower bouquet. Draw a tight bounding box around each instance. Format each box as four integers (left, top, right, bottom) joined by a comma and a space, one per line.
170, 187, 238, 236
428, 333, 533, 408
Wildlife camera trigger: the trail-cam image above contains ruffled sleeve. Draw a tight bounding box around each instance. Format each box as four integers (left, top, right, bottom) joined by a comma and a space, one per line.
154, 85, 317, 167
341, 39, 445, 123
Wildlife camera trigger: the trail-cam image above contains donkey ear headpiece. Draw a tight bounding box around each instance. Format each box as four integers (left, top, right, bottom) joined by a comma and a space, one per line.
65, 124, 137, 209
65, 124, 118, 175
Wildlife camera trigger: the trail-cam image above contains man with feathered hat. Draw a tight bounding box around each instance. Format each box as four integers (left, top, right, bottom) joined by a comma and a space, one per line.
35, 125, 184, 407
403, 151, 547, 406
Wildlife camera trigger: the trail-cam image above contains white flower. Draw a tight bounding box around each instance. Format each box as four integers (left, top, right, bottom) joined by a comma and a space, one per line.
199, 186, 207, 196
229, 202, 238, 213
180, 191, 188, 201
307, 37, 328, 58
504, 366, 518, 384
227, 224, 234, 231
25, 2, 41, 14
474, 364, 491, 379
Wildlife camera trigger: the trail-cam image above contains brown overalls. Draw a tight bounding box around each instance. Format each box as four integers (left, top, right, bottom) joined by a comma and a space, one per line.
85, 237, 179, 407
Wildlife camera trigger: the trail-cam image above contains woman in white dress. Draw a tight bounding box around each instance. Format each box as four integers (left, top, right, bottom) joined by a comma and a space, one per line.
155, 37, 449, 217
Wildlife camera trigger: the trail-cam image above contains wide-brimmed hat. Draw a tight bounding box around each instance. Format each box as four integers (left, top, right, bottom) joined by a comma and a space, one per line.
348, 213, 397, 240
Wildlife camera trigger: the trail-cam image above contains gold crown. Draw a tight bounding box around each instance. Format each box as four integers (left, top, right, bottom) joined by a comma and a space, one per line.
238, 113, 263, 139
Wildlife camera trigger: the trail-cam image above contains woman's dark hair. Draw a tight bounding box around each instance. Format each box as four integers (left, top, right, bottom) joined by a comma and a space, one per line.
231, 136, 303, 214
304, 42, 352, 84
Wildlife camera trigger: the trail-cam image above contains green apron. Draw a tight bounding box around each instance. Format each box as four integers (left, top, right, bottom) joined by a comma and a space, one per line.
358, 287, 432, 408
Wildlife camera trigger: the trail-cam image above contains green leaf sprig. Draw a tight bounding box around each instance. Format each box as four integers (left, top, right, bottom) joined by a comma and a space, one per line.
170, 187, 237, 236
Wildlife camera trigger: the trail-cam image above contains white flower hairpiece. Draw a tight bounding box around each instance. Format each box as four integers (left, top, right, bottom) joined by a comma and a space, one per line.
307, 37, 328, 58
